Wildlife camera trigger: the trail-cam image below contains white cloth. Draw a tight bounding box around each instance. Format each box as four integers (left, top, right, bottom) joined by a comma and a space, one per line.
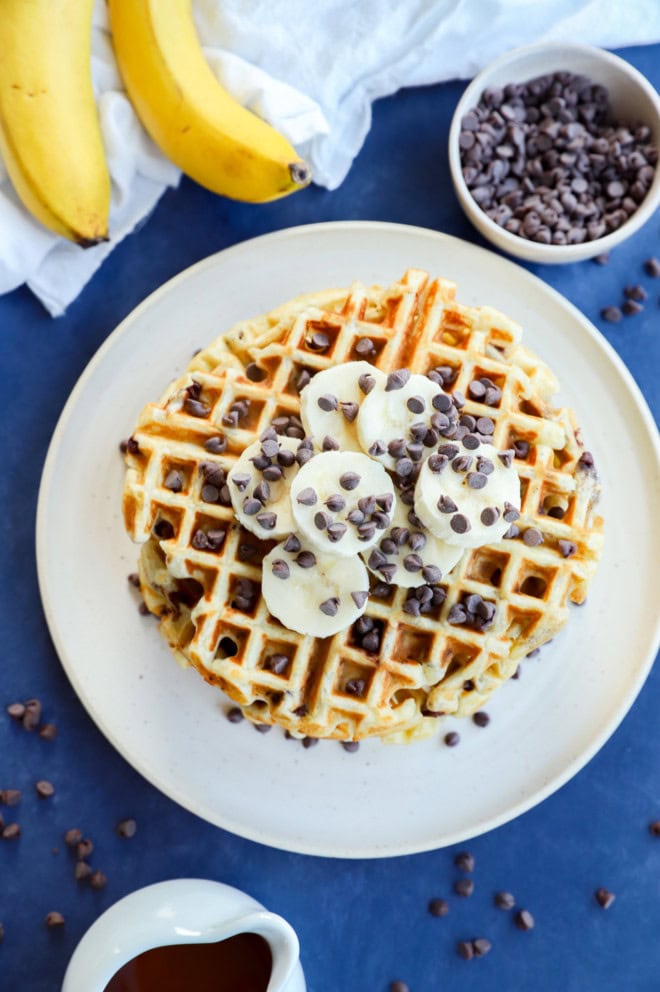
1, 0, 659, 316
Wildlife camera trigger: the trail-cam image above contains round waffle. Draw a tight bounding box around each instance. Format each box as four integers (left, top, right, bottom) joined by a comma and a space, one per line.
123, 269, 603, 742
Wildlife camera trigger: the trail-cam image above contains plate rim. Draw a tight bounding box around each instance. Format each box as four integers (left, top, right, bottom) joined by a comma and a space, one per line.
36, 220, 660, 858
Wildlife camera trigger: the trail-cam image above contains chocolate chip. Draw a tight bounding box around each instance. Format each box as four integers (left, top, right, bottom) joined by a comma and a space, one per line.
226, 707, 244, 724
0, 789, 21, 806
183, 397, 211, 418
322, 436, 340, 451
320, 597, 339, 617
345, 678, 366, 696
503, 502, 520, 522
35, 780, 55, 798
2, 823, 20, 840
6, 701, 26, 720
454, 851, 475, 872
340, 472, 361, 490
328, 522, 348, 543
326, 494, 346, 512
317, 394, 338, 412
22, 699, 42, 731
523, 527, 543, 547
428, 898, 449, 917
341, 401, 359, 422
437, 495, 458, 513
74, 861, 92, 882
444, 731, 461, 747
297, 487, 317, 506
515, 909, 535, 931
473, 711, 490, 728
451, 513, 470, 534
457, 940, 474, 960
428, 453, 448, 473
595, 888, 615, 909
351, 590, 369, 609
467, 472, 487, 490
77, 838, 94, 860
253, 723, 272, 734
558, 539, 577, 558
389, 982, 409, 992
271, 559, 290, 580
307, 331, 330, 351
649, 820, 660, 837
64, 828, 82, 847
117, 818, 137, 839
385, 369, 411, 391
45, 912, 65, 928
625, 284, 648, 301
476, 416, 494, 435
644, 257, 660, 277
622, 299, 644, 315
494, 891, 516, 910
245, 362, 267, 382
358, 373, 376, 395
480, 507, 500, 526
90, 870, 108, 890
296, 369, 312, 392
342, 741, 360, 753
296, 551, 316, 569
354, 336, 376, 356
256, 512, 277, 530
473, 938, 492, 958
601, 306, 622, 323
39, 723, 57, 741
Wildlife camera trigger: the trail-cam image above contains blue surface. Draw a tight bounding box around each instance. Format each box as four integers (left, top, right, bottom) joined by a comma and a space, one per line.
1, 44, 659, 992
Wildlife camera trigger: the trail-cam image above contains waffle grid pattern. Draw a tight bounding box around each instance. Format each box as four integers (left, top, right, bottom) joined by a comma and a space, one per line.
124, 270, 603, 741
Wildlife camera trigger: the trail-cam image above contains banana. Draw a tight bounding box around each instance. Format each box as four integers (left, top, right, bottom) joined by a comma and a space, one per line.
356, 369, 460, 474
262, 535, 370, 638
363, 494, 463, 588
108, 0, 311, 203
227, 432, 307, 540
290, 451, 395, 557
414, 442, 521, 549
0, 0, 110, 244
299, 361, 386, 452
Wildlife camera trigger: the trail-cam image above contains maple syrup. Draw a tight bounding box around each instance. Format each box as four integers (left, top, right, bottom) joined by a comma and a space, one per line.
103, 932, 272, 992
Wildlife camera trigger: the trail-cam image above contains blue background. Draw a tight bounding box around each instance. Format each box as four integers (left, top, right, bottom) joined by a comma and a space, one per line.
0, 44, 658, 992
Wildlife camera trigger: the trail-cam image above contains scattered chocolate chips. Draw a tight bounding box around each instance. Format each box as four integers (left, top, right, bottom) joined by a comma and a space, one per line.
515, 909, 535, 931
595, 887, 616, 909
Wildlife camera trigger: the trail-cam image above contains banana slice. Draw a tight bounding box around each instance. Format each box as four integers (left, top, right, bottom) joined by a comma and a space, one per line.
227, 431, 312, 539
356, 369, 460, 474
414, 442, 521, 549
362, 493, 464, 588
263, 535, 370, 637
299, 361, 386, 452
290, 450, 395, 557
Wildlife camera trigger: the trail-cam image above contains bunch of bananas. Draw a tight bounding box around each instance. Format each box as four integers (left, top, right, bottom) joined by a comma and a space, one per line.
0, 0, 311, 246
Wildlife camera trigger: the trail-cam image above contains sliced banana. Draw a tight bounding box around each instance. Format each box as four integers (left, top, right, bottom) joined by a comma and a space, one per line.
356, 369, 460, 473
362, 493, 464, 588
290, 450, 395, 557
263, 535, 370, 637
299, 361, 386, 452
414, 441, 521, 549
227, 432, 311, 540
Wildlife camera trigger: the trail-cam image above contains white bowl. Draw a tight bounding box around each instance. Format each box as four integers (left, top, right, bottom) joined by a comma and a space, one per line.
448, 42, 660, 264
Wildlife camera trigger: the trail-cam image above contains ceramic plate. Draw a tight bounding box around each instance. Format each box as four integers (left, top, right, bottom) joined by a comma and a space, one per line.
36, 222, 660, 858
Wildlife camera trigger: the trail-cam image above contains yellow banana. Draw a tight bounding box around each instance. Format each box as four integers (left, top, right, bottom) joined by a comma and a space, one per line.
108, 0, 311, 203
0, 0, 110, 245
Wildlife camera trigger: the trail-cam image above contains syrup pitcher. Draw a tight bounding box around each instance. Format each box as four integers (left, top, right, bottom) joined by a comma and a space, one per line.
61, 878, 305, 992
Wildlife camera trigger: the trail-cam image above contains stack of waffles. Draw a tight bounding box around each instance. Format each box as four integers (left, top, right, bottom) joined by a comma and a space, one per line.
122, 269, 603, 742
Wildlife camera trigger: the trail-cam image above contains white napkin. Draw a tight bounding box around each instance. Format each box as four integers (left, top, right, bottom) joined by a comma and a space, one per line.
1, 0, 659, 317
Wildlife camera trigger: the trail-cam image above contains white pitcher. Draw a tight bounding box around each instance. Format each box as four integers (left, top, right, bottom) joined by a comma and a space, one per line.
61, 878, 305, 992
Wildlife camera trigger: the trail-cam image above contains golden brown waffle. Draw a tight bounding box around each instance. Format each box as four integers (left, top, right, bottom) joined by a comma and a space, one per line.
123, 270, 603, 741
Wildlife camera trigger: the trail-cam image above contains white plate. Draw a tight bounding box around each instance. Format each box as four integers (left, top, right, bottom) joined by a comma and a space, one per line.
37, 222, 660, 858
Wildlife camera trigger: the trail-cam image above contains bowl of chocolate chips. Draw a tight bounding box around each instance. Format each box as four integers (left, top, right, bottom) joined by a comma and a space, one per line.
448, 42, 660, 263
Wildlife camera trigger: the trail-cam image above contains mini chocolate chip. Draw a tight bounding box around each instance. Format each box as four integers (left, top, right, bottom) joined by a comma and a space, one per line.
473, 711, 490, 728
595, 888, 616, 909
503, 502, 520, 522
467, 472, 487, 490
558, 539, 577, 557
450, 514, 470, 534
256, 512, 277, 530
39, 723, 57, 741
326, 494, 346, 512
327, 522, 348, 542
476, 416, 494, 435
515, 909, 535, 931
473, 938, 492, 958
45, 912, 65, 928
341, 402, 359, 422
322, 436, 340, 451
495, 891, 516, 910
354, 337, 376, 355
90, 870, 107, 891
163, 469, 183, 492
523, 527, 543, 547
253, 481, 270, 504
457, 940, 474, 960
438, 495, 458, 514
601, 306, 622, 323
428, 453, 449, 473
351, 590, 369, 609
340, 472, 361, 491
644, 257, 660, 277
307, 331, 330, 351
283, 534, 301, 553
117, 818, 137, 839
358, 373, 376, 395
296, 551, 316, 569
317, 394, 338, 412
297, 487, 318, 506
406, 395, 426, 414
226, 707, 244, 724
183, 397, 211, 418
245, 362, 267, 382
35, 780, 55, 799
454, 878, 475, 900
6, 702, 26, 720
253, 723, 272, 734
498, 449, 514, 468
368, 441, 386, 457
648, 820, 660, 837
77, 838, 94, 860
271, 559, 290, 580
320, 597, 339, 617
428, 898, 449, 917
0, 789, 21, 807
314, 511, 329, 531
64, 828, 82, 847
243, 498, 261, 515
74, 861, 92, 882
480, 506, 500, 526
454, 851, 475, 872
385, 369, 411, 391
342, 741, 360, 753
444, 731, 460, 747
622, 299, 644, 316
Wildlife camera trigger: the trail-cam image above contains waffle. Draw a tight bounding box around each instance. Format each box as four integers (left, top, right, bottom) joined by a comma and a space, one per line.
123, 269, 603, 741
